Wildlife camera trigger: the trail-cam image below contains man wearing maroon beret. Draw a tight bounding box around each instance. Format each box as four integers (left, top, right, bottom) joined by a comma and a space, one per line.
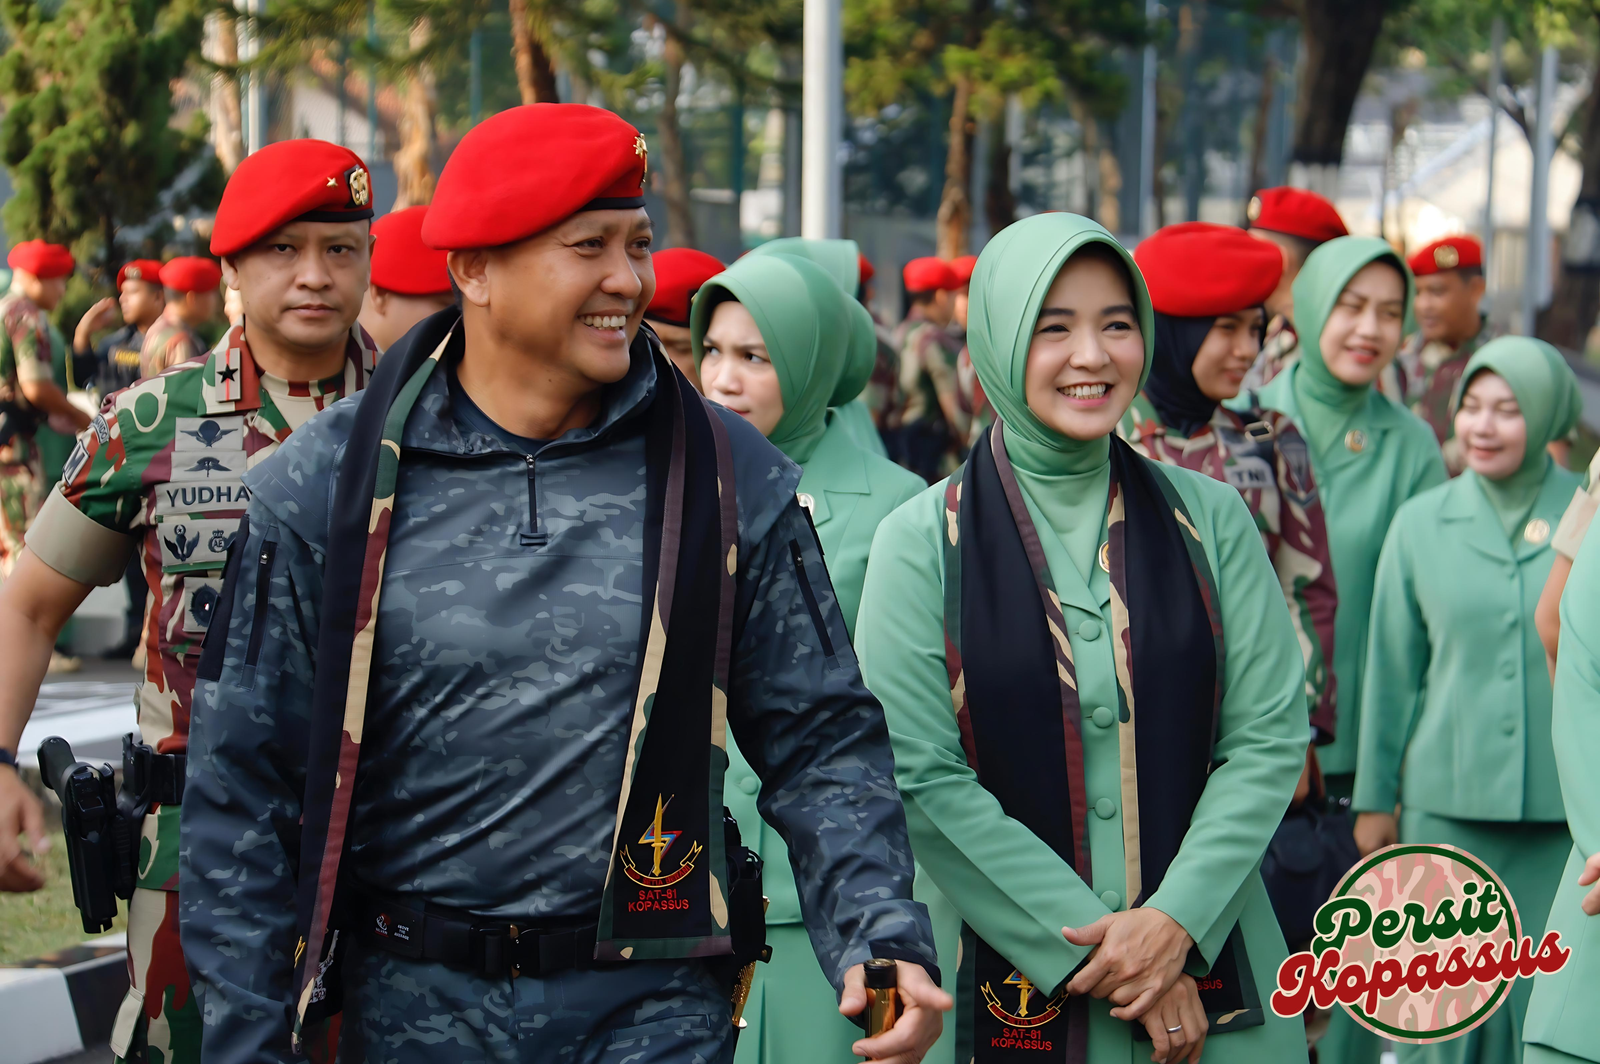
887, 256, 967, 481
0, 139, 378, 1064
1396, 235, 1498, 472
1243, 187, 1350, 389
181, 102, 947, 1064
643, 245, 723, 390
359, 205, 456, 353
138, 256, 223, 379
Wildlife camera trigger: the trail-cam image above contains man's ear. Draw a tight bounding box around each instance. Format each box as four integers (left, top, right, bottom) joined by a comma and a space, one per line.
448, 250, 492, 309
369, 285, 389, 314
219, 255, 242, 291
1468, 274, 1486, 303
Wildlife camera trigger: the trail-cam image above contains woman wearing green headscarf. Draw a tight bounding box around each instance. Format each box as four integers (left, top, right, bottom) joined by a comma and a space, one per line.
1352, 337, 1581, 1064
690, 251, 928, 1064
855, 213, 1309, 1062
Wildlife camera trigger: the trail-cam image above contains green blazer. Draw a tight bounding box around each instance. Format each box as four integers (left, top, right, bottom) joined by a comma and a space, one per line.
853, 464, 1308, 1059
1524, 503, 1600, 1061
1355, 464, 1581, 822
727, 414, 924, 926
1257, 362, 1447, 776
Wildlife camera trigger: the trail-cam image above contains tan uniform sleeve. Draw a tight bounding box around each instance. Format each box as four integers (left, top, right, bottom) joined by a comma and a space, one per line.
1554, 486, 1599, 561
25, 488, 138, 585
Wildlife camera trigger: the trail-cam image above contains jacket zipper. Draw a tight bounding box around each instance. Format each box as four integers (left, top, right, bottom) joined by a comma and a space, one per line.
520, 454, 547, 547
243, 540, 277, 669
788, 540, 836, 659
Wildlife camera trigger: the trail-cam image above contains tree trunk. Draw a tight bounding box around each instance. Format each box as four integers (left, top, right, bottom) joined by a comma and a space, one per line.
1537, 54, 1600, 350
207, 13, 244, 174
1098, 145, 1123, 234
1292, 0, 1387, 174
656, 12, 696, 248
936, 73, 973, 258
509, 0, 560, 105
984, 119, 1015, 237
1247, 55, 1276, 206
393, 20, 437, 209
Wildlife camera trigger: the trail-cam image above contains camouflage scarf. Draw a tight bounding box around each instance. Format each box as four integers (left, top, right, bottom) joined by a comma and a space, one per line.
944, 420, 1263, 1062
289, 310, 739, 1047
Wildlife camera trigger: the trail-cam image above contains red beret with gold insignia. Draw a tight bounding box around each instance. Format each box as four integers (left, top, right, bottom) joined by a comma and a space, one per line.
1135, 222, 1284, 317
370, 206, 451, 296
209, 139, 374, 258
8, 240, 74, 279
423, 104, 649, 251
159, 256, 223, 294
645, 247, 724, 328
950, 254, 978, 285
903, 256, 960, 294
1246, 187, 1348, 245
858, 253, 875, 284
117, 259, 164, 289
1408, 234, 1482, 276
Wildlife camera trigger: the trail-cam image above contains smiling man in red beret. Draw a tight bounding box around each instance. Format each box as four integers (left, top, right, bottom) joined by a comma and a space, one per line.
136, 256, 223, 378
359, 205, 455, 353
181, 103, 947, 1064
1243, 187, 1350, 389
642, 245, 723, 389
1396, 235, 1497, 469
0, 139, 378, 1064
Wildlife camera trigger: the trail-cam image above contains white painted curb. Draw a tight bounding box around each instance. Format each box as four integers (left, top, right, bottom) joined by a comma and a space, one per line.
0, 933, 127, 1064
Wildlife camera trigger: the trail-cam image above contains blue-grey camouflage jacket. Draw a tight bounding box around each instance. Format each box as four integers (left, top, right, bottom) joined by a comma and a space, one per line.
178, 344, 936, 1063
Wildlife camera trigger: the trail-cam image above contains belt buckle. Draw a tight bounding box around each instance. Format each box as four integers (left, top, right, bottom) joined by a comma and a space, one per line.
1243, 420, 1275, 442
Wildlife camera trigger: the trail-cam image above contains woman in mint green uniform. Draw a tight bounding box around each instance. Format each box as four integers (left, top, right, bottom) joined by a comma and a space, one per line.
1355, 337, 1581, 1063
855, 212, 1308, 1063
690, 251, 927, 1064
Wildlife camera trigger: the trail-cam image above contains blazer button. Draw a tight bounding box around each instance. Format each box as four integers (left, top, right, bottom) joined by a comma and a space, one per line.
1092, 706, 1115, 729
739, 776, 759, 795
1078, 619, 1103, 641
1100, 890, 1121, 910
1501, 718, 1517, 735
1501, 661, 1517, 680
1094, 797, 1116, 819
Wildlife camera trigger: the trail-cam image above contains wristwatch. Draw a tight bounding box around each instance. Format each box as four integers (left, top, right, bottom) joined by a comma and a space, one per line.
0, 747, 17, 772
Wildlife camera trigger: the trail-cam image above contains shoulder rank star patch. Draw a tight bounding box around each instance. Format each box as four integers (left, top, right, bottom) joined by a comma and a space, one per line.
621, 794, 702, 888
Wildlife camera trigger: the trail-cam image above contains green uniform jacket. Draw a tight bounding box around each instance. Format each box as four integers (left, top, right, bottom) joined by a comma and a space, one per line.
1355, 465, 1580, 821
1257, 361, 1447, 776
1525, 506, 1600, 1061
854, 464, 1308, 1060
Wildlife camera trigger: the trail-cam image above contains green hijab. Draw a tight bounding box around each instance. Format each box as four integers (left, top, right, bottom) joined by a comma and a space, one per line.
967, 212, 1154, 474
1459, 335, 1581, 535
1290, 236, 1414, 450
689, 252, 851, 464
748, 237, 875, 406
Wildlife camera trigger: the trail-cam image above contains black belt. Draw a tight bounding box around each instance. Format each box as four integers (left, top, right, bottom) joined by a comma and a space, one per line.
350, 889, 609, 980
122, 735, 185, 806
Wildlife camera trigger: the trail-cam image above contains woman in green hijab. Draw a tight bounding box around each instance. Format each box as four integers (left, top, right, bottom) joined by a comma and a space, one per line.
855, 212, 1309, 1062
690, 251, 928, 1064
1353, 337, 1581, 1064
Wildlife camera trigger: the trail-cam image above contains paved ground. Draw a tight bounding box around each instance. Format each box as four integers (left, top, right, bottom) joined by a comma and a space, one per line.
46, 1044, 111, 1063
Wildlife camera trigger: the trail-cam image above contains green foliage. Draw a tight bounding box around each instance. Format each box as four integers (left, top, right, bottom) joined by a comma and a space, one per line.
0, 0, 222, 277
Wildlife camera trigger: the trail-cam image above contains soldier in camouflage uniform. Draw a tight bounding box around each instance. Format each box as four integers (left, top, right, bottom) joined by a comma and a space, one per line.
182, 104, 945, 1064
1395, 235, 1498, 476
0, 240, 91, 575
886, 257, 967, 482
138, 257, 222, 379
1121, 223, 1338, 743
1239, 187, 1349, 392
0, 141, 376, 1064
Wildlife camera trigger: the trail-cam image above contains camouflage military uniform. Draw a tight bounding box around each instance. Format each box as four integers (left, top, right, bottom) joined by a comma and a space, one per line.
885, 308, 966, 482
138, 304, 205, 379
0, 285, 58, 574
1394, 316, 1499, 476
1242, 314, 1298, 392
24, 321, 376, 1064
1119, 393, 1338, 738
180, 341, 938, 1063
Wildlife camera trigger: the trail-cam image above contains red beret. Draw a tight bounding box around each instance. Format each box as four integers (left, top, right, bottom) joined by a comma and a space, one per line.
424, 105, 648, 251
950, 254, 978, 285
159, 257, 223, 294
370, 206, 451, 296
117, 259, 164, 289
210, 139, 374, 258
645, 247, 724, 328
1408, 235, 1482, 276
858, 254, 875, 284
903, 256, 959, 293
1246, 187, 1348, 244
1135, 222, 1284, 317
8, 240, 74, 279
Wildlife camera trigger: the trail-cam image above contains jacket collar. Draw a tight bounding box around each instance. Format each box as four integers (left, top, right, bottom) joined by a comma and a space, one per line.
1439, 466, 1574, 563
202, 320, 377, 415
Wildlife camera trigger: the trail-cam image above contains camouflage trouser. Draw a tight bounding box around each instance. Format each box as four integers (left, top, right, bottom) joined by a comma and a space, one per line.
339, 943, 735, 1064
0, 458, 41, 576
111, 805, 201, 1064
